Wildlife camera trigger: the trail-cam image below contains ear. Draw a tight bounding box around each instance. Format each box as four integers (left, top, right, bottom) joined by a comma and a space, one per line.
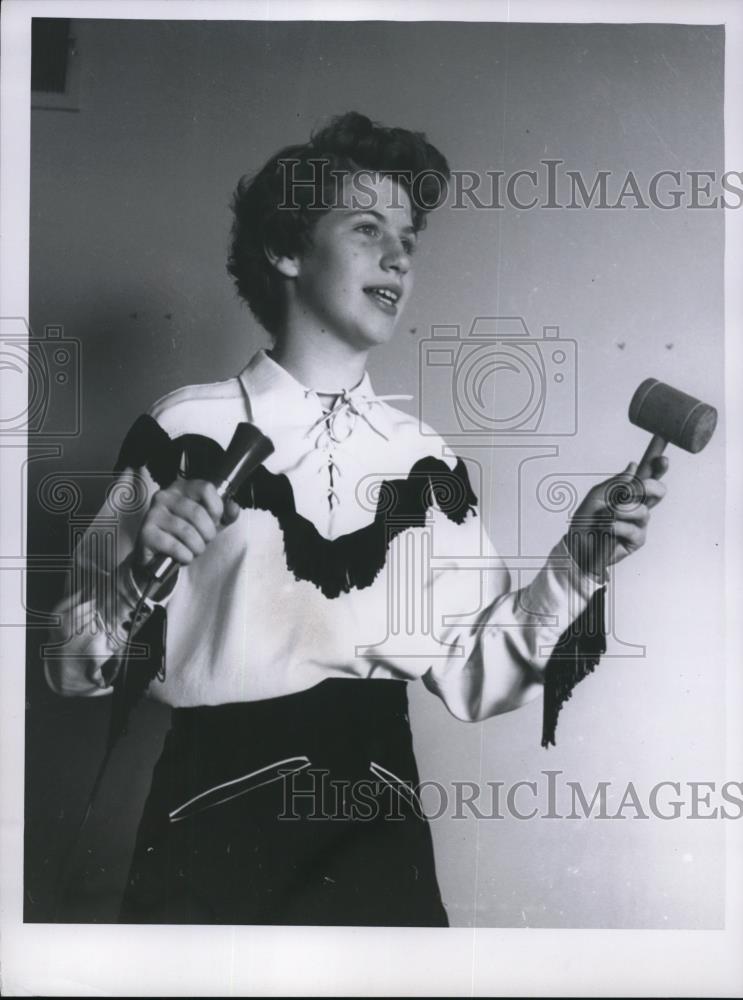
264, 245, 301, 278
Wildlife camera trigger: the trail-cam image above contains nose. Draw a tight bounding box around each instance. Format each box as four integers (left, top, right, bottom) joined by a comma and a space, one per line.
380, 235, 412, 276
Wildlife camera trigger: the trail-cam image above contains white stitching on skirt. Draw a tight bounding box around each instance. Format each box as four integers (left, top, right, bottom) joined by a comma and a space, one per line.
369, 760, 423, 815
169, 755, 312, 823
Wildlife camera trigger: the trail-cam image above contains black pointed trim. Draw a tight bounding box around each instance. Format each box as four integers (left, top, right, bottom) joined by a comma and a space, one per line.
541, 586, 607, 748
116, 413, 479, 599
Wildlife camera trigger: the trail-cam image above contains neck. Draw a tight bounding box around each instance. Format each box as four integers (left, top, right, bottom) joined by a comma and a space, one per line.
268, 327, 369, 394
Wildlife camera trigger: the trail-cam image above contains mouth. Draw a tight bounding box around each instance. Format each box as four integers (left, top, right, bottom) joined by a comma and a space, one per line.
364, 285, 402, 315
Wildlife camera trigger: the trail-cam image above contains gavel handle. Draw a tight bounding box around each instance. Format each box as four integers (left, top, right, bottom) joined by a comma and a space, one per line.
637, 433, 667, 480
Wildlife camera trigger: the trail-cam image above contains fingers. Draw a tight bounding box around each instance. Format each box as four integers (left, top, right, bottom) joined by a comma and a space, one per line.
605, 459, 669, 510
168, 494, 219, 545
615, 467, 667, 510
649, 455, 669, 480
155, 488, 217, 546
161, 506, 212, 555
142, 522, 199, 567
138, 505, 207, 569
137, 479, 242, 572
222, 497, 241, 525
612, 501, 650, 527
610, 519, 646, 550
177, 479, 224, 523
643, 475, 667, 509
600, 471, 642, 512
572, 456, 670, 570
176, 481, 243, 526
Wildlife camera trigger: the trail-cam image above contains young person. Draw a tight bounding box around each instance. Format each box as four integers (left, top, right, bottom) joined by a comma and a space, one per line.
46, 112, 667, 926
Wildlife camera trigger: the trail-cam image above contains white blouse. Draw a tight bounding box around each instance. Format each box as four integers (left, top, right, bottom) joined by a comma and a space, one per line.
44, 348, 602, 723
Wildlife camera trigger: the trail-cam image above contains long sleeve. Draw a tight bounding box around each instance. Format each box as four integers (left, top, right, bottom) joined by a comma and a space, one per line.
420, 502, 604, 724
43, 353, 609, 725
44, 449, 175, 698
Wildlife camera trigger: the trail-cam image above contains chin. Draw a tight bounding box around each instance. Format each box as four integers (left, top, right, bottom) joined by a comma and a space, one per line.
358, 317, 400, 348
356, 329, 397, 350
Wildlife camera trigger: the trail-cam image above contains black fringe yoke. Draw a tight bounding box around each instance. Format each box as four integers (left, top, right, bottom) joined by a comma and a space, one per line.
115, 414, 606, 747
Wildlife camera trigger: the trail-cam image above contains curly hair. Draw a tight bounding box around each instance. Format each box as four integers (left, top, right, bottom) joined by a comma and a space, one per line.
226, 111, 450, 337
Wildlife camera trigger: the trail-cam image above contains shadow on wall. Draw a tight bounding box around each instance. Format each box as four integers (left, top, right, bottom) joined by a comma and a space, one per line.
23, 289, 185, 924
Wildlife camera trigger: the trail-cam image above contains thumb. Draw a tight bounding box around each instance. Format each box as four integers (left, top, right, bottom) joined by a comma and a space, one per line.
617, 461, 644, 505
221, 498, 241, 525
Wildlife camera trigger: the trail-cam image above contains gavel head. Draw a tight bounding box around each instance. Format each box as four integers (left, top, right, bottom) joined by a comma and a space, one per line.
629, 378, 717, 453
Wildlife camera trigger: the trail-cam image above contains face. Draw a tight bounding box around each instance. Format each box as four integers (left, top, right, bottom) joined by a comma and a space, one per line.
280, 172, 417, 350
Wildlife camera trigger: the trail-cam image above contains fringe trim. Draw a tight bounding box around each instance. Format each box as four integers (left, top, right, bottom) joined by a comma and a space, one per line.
111, 605, 167, 734
541, 586, 607, 748
115, 413, 479, 599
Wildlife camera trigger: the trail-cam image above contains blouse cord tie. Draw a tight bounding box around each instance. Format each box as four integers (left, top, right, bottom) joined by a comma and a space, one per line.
304, 389, 413, 509
304, 388, 414, 444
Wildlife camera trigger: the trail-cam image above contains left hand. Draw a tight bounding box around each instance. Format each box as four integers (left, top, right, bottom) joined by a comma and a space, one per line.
565, 456, 669, 578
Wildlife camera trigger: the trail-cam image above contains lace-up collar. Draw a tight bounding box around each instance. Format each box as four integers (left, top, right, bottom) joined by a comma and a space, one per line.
238, 349, 413, 514
237, 349, 412, 441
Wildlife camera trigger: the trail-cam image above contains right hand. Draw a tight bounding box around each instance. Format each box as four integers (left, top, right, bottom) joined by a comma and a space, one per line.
565, 457, 668, 579
132, 478, 241, 586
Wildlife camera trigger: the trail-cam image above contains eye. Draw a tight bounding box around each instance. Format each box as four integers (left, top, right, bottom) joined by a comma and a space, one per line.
401, 236, 417, 256
355, 222, 380, 238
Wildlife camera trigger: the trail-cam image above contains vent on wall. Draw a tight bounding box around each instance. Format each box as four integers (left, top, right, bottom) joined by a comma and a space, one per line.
31, 19, 80, 111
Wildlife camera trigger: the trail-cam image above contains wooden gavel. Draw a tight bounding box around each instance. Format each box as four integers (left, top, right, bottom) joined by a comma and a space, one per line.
629, 378, 718, 480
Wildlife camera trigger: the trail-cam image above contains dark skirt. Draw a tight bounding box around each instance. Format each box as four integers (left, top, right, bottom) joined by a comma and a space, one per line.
119, 678, 448, 926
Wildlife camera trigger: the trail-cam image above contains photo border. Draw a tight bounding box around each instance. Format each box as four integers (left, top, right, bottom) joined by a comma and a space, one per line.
1, 0, 741, 995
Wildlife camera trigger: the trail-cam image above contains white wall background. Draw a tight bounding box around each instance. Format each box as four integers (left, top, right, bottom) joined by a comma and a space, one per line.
27, 18, 726, 927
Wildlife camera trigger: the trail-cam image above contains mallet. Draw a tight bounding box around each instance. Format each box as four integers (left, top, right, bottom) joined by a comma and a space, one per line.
629, 378, 718, 480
